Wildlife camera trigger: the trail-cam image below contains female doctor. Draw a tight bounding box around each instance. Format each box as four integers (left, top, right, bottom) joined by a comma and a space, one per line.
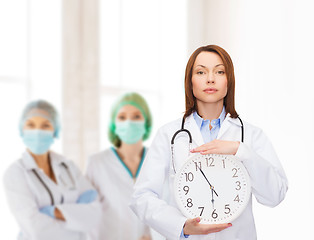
86, 92, 152, 240
130, 45, 288, 240
3, 100, 101, 240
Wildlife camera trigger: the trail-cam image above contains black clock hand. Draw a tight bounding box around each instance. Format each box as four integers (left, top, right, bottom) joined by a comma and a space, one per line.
195, 163, 218, 197
211, 188, 215, 209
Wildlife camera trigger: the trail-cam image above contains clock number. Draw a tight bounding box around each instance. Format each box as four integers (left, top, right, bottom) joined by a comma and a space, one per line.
232, 168, 239, 178
194, 162, 202, 171
234, 195, 240, 202
184, 172, 194, 182
222, 160, 226, 169
235, 181, 241, 190
206, 157, 215, 167
211, 209, 218, 219
198, 207, 204, 216
224, 204, 231, 214
187, 198, 193, 208
183, 186, 189, 195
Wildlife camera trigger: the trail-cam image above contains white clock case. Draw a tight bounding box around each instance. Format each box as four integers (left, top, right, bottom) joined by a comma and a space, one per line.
174, 153, 252, 224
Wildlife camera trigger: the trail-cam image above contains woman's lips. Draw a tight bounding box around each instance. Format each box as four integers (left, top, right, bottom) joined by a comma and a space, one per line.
204, 88, 218, 94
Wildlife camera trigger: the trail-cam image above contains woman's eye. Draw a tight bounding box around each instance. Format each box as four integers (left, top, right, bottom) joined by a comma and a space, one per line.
117, 116, 126, 120
26, 123, 35, 128
217, 70, 225, 75
197, 71, 205, 75
133, 115, 141, 120
42, 124, 51, 129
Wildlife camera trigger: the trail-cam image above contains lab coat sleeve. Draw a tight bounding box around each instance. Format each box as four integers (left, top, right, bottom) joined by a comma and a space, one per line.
3, 164, 68, 240
55, 161, 102, 232
235, 127, 288, 207
85, 157, 100, 196
130, 128, 187, 240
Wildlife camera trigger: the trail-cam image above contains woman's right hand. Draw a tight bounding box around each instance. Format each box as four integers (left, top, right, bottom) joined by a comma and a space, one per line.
139, 235, 151, 240
183, 217, 231, 235
76, 189, 98, 204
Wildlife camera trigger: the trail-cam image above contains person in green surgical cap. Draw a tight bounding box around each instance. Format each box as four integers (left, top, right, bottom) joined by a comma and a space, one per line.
86, 92, 153, 240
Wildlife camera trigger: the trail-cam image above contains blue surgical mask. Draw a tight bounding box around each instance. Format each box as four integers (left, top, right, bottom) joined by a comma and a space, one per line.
22, 130, 54, 155
115, 120, 146, 144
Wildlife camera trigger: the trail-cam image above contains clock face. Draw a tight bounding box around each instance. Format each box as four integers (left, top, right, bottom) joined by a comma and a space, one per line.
174, 154, 251, 224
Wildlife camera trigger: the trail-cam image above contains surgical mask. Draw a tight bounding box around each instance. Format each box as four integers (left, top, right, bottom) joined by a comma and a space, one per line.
115, 120, 146, 144
22, 130, 54, 155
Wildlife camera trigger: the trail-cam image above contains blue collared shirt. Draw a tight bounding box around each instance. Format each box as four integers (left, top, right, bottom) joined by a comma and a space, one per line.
193, 107, 226, 143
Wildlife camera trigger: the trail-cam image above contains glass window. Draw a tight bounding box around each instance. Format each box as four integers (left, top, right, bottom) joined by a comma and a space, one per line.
100, 0, 188, 150
0, 1, 61, 237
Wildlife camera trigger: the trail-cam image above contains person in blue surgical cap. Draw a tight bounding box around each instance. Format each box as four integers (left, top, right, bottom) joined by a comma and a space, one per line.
86, 92, 153, 240
3, 99, 101, 240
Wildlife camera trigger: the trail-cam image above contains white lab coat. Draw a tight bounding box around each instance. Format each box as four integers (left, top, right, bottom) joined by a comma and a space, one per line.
86, 148, 151, 240
3, 151, 102, 240
130, 114, 288, 240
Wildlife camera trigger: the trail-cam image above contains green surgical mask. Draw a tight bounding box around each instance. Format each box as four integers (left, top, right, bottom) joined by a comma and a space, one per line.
115, 120, 145, 144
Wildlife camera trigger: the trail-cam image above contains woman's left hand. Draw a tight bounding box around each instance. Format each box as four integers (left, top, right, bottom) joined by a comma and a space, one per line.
190, 140, 240, 155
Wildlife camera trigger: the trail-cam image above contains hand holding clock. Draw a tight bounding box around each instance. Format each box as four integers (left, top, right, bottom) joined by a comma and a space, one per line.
183, 217, 232, 235
191, 140, 240, 155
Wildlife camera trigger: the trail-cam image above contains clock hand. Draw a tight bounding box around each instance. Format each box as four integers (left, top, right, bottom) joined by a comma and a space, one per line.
211, 188, 215, 209
195, 163, 218, 197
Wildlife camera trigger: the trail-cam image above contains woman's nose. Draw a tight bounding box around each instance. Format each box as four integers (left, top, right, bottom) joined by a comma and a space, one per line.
207, 72, 215, 84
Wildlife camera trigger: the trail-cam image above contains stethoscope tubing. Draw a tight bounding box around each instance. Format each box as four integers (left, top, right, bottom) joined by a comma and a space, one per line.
171, 116, 244, 174
32, 163, 75, 205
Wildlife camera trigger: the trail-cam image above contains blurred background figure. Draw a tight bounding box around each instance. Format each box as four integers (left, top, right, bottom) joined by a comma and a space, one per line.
86, 92, 152, 240
3, 100, 101, 240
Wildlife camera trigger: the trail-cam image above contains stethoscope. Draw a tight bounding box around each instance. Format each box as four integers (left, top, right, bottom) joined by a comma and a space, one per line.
171, 116, 244, 174
32, 162, 76, 205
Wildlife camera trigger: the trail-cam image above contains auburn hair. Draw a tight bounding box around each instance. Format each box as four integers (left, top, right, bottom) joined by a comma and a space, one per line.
183, 45, 238, 119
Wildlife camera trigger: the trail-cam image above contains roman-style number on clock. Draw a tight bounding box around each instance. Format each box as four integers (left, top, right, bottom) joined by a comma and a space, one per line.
212, 209, 218, 219
232, 168, 239, 177
183, 186, 189, 195
198, 207, 204, 216
184, 172, 194, 182
224, 204, 231, 214
222, 159, 226, 168
194, 162, 201, 171
206, 157, 215, 167
235, 181, 241, 190
186, 198, 193, 207
234, 195, 240, 202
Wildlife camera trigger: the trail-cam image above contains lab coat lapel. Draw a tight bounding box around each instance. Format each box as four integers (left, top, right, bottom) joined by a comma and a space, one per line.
217, 114, 232, 140
217, 114, 241, 139
21, 151, 39, 170
184, 114, 204, 147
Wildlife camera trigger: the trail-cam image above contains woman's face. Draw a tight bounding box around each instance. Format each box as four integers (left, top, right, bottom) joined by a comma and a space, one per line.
191, 51, 228, 105
23, 116, 54, 132
115, 104, 145, 122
